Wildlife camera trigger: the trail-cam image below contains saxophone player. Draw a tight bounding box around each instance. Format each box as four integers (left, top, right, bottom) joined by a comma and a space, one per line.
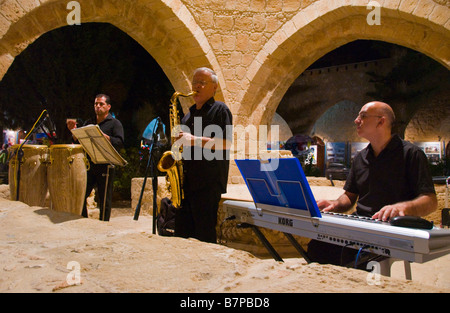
175, 67, 233, 243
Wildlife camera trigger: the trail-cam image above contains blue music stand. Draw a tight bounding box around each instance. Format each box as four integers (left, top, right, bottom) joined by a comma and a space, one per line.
235, 158, 322, 218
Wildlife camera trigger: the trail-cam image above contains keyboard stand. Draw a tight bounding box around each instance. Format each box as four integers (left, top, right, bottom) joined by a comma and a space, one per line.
239, 223, 282, 262
239, 222, 412, 279
378, 258, 412, 280
239, 223, 311, 264
284, 232, 311, 263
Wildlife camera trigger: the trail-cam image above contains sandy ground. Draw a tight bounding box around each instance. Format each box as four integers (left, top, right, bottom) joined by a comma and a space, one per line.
0, 184, 449, 294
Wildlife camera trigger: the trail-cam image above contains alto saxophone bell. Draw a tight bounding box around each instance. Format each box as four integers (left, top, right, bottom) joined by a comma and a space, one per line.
157, 91, 197, 209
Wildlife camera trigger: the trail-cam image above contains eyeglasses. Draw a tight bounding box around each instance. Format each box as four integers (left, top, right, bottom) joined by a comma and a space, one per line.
192, 80, 212, 87
356, 113, 383, 120
94, 102, 108, 106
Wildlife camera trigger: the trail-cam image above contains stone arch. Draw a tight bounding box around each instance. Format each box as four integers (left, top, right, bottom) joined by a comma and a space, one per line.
277, 58, 388, 135
268, 112, 293, 143
236, 0, 450, 128
405, 88, 450, 143
312, 100, 361, 143
0, 0, 223, 110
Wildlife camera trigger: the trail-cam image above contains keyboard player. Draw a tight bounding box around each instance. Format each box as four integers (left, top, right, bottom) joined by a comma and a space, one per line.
308, 101, 437, 267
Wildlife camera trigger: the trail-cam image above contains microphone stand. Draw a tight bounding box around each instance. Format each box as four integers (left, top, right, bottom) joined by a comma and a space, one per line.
133, 118, 161, 228
11, 110, 48, 201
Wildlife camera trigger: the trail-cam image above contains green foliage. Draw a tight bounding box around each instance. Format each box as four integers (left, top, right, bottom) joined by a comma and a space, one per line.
113, 147, 147, 199
303, 162, 321, 177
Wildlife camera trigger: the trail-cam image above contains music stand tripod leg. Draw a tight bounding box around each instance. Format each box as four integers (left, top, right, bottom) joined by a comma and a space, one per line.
102, 164, 114, 221
151, 160, 158, 235
133, 151, 152, 221
14, 148, 24, 201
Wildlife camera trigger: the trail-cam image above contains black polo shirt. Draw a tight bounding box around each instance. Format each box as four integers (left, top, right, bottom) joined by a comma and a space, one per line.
344, 134, 435, 217
181, 97, 232, 193
83, 113, 124, 151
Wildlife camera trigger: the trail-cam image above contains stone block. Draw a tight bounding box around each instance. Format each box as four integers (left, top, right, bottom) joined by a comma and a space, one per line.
0, 0, 26, 23
0, 10, 11, 37
131, 177, 171, 216
427, 4, 449, 26
214, 15, 234, 31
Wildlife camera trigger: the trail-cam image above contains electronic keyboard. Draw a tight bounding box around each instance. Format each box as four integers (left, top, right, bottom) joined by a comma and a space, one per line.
223, 200, 450, 263
229, 158, 450, 266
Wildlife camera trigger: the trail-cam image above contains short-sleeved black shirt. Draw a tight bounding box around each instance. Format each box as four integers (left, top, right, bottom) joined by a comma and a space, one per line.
181, 97, 232, 193
83, 113, 124, 151
344, 134, 435, 217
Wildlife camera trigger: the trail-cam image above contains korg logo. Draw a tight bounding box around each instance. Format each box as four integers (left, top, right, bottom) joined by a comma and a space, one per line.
278, 217, 293, 227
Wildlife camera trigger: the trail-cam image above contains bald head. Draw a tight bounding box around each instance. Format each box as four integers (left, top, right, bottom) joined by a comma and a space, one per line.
364, 101, 396, 129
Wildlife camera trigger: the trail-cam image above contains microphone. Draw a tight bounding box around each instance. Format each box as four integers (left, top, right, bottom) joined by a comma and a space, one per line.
39, 112, 48, 125
42, 110, 57, 141
141, 117, 167, 146
156, 117, 168, 145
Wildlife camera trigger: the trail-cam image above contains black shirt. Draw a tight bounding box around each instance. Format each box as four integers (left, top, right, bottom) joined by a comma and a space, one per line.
83, 113, 124, 151
344, 134, 435, 217
181, 98, 232, 193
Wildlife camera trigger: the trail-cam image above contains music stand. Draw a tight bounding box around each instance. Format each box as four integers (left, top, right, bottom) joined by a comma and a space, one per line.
71, 125, 127, 220
71, 124, 127, 167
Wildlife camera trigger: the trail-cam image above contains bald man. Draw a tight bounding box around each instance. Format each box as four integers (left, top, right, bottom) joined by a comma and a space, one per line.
308, 101, 437, 266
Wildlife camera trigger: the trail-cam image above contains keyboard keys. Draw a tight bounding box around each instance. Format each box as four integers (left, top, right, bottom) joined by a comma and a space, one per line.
321, 211, 382, 223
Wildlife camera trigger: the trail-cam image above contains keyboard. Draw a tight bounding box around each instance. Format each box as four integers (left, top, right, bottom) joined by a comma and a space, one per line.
223, 200, 450, 263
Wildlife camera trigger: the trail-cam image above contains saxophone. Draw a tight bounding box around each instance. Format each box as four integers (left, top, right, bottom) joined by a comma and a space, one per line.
157, 91, 197, 209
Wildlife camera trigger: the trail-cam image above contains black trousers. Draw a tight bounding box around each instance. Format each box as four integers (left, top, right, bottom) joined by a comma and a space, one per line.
174, 184, 222, 243
82, 163, 115, 221
307, 239, 383, 269
307, 240, 359, 267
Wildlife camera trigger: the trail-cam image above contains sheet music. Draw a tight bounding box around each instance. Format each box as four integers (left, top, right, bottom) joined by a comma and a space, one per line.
71, 124, 127, 166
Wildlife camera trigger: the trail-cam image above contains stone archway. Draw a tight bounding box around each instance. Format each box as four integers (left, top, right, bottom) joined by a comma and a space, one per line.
312, 100, 362, 143
405, 88, 450, 143
236, 0, 450, 129
0, 0, 224, 110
